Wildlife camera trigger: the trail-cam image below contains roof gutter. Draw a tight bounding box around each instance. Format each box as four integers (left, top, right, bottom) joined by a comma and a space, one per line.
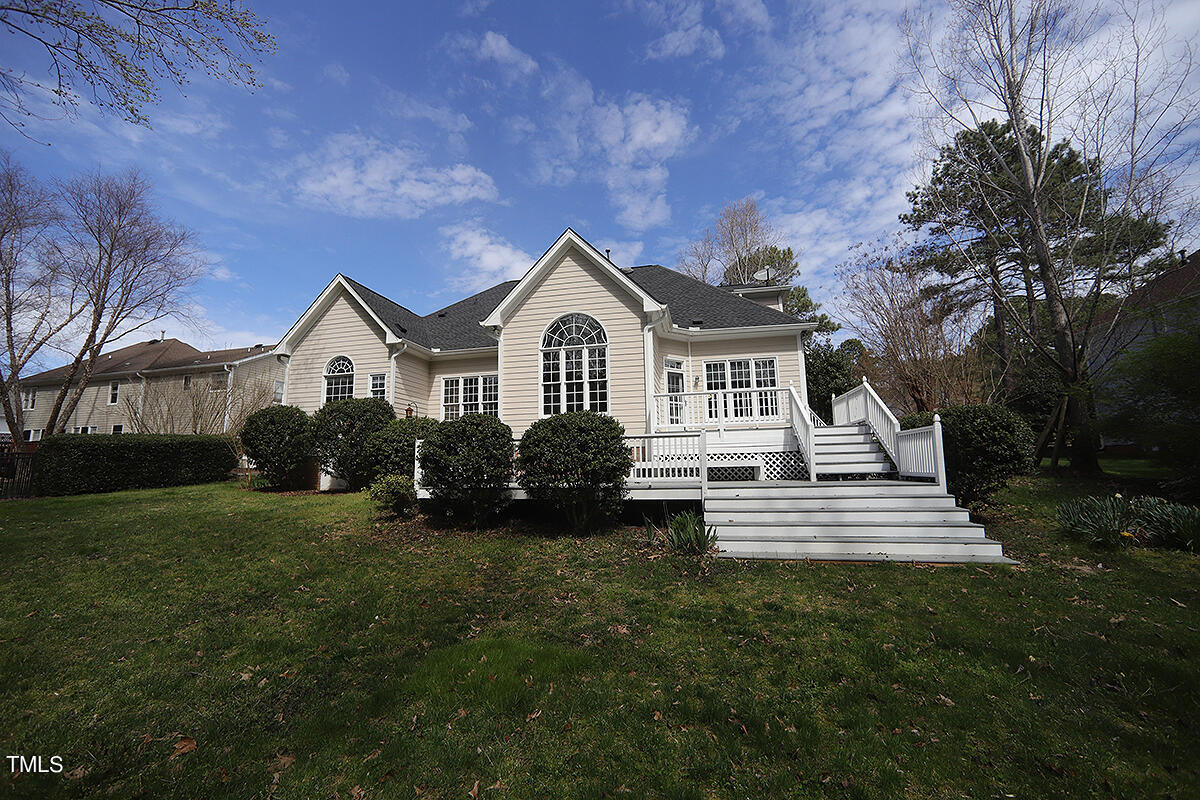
659, 322, 818, 341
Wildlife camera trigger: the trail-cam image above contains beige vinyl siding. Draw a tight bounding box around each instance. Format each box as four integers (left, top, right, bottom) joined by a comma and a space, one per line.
18, 379, 131, 434
393, 350, 431, 417
286, 289, 394, 414
428, 354, 499, 420
499, 248, 647, 436
231, 354, 285, 391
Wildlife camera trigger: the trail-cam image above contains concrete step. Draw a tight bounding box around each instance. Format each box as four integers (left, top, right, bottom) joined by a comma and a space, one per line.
704, 509, 973, 525
716, 537, 1013, 563
709, 522, 985, 539
704, 494, 958, 511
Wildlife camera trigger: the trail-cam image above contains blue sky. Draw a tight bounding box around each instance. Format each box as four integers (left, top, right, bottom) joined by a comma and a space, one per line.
4, 0, 1197, 351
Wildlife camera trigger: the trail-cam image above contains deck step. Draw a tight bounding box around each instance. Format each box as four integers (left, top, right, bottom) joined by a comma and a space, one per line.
705, 509, 973, 525
812, 433, 876, 446
705, 482, 941, 498
813, 442, 878, 454
709, 522, 985, 539
817, 450, 890, 465
815, 463, 894, 475
704, 495, 958, 511
716, 538, 1013, 563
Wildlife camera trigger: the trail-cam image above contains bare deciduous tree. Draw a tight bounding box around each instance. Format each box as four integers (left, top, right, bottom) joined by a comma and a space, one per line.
0, 1, 275, 134
838, 238, 991, 414
123, 374, 275, 435
902, 0, 1200, 471
676, 197, 790, 285
40, 168, 205, 435
0, 152, 85, 440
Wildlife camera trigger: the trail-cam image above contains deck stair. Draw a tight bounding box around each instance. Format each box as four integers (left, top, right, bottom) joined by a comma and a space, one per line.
705, 482, 1014, 563
812, 423, 893, 476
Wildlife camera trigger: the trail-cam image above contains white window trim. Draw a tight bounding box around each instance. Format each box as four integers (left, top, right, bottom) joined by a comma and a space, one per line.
107, 380, 120, 405
23, 428, 43, 442
539, 313, 610, 418
21, 388, 36, 410
111, 424, 123, 434
72, 426, 94, 435
369, 372, 387, 399
441, 374, 500, 421
323, 355, 355, 405
702, 356, 781, 419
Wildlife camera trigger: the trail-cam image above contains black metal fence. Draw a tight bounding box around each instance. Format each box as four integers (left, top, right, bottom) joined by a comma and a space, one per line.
0, 450, 34, 498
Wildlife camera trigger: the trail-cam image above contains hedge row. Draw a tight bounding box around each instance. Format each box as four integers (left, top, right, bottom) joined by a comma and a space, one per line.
32, 434, 237, 496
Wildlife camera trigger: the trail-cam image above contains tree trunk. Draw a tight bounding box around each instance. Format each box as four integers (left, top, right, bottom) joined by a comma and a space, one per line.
989, 256, 1014, 398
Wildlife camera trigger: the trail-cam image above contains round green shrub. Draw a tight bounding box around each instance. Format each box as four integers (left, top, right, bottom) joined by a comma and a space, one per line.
364, 416, 439, 483
516, 411, 634, 534
368, 474, 418, 518
900, 404, 1033, 504
239, 405, 314, 489
418, 413, 513, 526
311, 398, 395, 490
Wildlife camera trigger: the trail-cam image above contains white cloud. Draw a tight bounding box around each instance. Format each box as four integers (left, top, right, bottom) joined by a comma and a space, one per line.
322, 62, 350, 85
264, 126, 290, 149
535, 66, 694, 231
379, 87, 472, 133
440, 222, 535, 290
210, 265, 238, 282
595, 238, 645, 266
458, 0, 493, 16
715, 0, 770, 34
264, 77, 293, 93
450, 31, 538, 82
152, 105, 231, 139
285, 133, 499, 219
630, 1, 725, 61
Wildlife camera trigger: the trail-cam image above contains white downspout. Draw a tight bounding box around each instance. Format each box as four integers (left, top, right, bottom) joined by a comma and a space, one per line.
277, 354, 290, 406
222, 364, 234, 433
390, 342, 408, 413
135, 372, 147, 433
642, 316, 657, 435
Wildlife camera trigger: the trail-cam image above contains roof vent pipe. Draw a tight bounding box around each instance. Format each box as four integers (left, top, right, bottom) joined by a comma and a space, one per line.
605, 249, 611, 261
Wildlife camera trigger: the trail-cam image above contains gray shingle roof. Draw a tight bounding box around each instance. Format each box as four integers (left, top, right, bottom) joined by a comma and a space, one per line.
623, 265, 803, 329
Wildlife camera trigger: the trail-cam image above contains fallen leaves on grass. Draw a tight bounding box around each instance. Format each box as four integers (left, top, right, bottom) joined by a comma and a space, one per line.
170, 736, 197, 759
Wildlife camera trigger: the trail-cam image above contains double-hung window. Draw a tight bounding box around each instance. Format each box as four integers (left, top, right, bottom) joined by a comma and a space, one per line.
704, 357, 779, 420
442, 375, 499, 420
324, 356, 354, 403
21, 388, 36, 410
541, 314, 608, 415
370, 373, 386, 399
22, 429, 42, 442
273, 380, 285, 404
108, 380, 120, 405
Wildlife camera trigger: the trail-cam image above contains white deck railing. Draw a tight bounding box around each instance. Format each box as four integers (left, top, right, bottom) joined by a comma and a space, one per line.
895, 416, 948, 490
652, 386, 793, 431
415, 431, 711, 493
831, 377, 899, 463
831, 378, 948, 488
786, 385, 818, 482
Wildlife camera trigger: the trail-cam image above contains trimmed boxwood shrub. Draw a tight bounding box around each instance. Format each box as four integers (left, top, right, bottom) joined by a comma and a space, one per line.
239, 405, 314, 489
418, 413, 513, 526
364, 416, 439, 484
368, 474, 418, 518
32, 433, 237, 496
900, 404, 1033, 504
311, 397, 395, 490
516, 411, 634, 534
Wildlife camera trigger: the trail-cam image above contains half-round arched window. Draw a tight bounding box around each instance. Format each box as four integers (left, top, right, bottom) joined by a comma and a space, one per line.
324, 355, 355, 403
541, 314, 608, 415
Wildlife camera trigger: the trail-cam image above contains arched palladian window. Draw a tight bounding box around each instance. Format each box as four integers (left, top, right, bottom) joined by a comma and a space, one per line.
541, 313, 608, 415
324, 355, 355, 403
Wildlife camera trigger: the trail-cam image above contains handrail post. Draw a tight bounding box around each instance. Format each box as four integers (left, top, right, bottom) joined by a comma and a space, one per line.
717, 390, 725, 435
698, 428, 708, 501
413, 439, 423, 486
933, 414, 948, 493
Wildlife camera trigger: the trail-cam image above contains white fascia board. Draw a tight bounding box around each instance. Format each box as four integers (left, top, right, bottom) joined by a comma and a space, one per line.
729, 285, 789, 296
429, 346, 499, 360
659, 322, 817, 340
481, 228, 664, 328
276, 274, 402, 356
228, 349, 279, 367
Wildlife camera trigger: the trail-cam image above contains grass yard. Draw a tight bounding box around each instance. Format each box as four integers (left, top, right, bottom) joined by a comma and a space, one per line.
1, 474, 1197, 799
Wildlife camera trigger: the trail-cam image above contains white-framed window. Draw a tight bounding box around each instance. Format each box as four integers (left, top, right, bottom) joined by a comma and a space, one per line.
21, 388, 36, 410
72, 426, 94, 434
324, 356, 354, 403
108, 380, 120, 405
541, 313, 608, 416
704, 357, 779, 420
111, 424, 123, 434
182, 374, 193, 391
664, 358, 686, 426
209, 373, 227, 392
442, 375, 499, 420
370, 373, 386, 399
22, 429, 43, 442
273, 380, 285, 404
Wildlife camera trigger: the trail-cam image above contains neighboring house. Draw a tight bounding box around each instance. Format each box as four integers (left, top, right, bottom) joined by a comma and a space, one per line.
16, 338, 285, 441
276, 228, 1009, 563
1089, 250, 1200, 450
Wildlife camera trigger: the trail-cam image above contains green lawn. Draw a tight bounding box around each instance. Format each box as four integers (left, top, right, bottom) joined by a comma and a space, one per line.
1, 475, 1197, 799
